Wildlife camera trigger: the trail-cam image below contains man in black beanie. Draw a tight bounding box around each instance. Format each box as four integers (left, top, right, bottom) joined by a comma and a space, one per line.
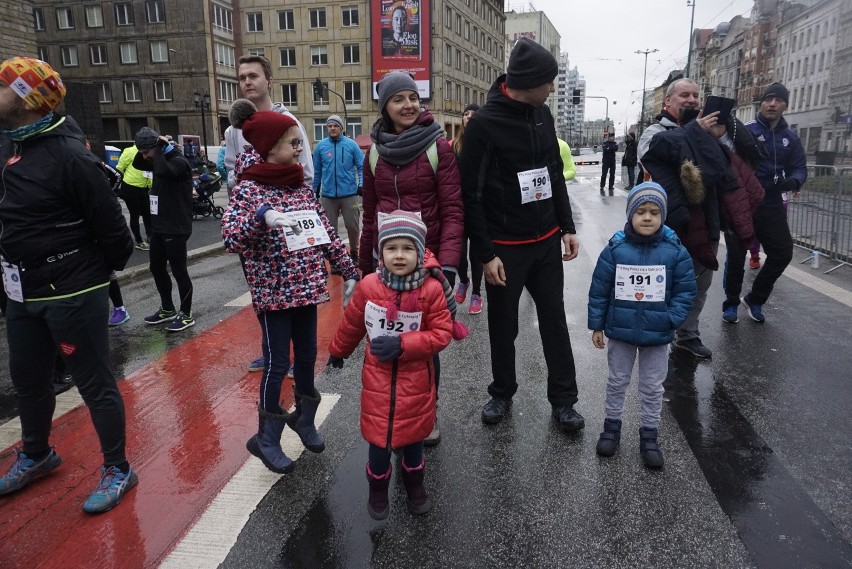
459, 38, 585, 432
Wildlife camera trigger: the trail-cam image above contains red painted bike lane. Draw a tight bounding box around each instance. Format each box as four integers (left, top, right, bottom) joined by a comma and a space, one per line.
0, 281, 347, 569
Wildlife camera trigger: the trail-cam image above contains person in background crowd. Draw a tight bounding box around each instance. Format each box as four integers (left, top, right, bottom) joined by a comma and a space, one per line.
116, 144, 153, 250
622, 132, 638, 191
0, 57, 137, 513
459, 38, 585, 431
600, 132, 618, 196
557, 138, 577, 185
313, 115, 364, 262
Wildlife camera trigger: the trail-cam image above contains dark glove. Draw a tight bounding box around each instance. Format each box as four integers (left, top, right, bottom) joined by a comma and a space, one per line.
442, 270, 456, 288
776, 178, 800, 193
370, 336, 402, 362
327, 356, 344, 368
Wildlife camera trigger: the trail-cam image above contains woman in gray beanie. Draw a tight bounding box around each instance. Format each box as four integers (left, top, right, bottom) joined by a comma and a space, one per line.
359, 70, 464, 446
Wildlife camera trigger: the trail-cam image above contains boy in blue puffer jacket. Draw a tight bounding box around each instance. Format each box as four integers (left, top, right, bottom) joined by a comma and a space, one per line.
588, 182, 696, 469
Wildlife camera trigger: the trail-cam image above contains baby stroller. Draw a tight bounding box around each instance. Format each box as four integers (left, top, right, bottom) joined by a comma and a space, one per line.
192, 172, 224, 219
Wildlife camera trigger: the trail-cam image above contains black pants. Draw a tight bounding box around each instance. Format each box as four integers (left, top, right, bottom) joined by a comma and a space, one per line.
484, 235, 578, 407
120, 182, 152, 244
149, 233, 193, 314
600, 162, 615, 190
108, 278, 123, 307
723, 206, 793, 309
457, 234, 484, 295
6, 286, 127, 465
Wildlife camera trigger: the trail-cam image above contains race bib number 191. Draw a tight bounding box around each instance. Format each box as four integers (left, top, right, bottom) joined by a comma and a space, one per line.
614, 264, 666, 301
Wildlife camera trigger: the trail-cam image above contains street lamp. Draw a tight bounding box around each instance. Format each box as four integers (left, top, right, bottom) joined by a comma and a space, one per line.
636, 48, 659, 137
685, 0, 696, 78
193, 90, 210, 164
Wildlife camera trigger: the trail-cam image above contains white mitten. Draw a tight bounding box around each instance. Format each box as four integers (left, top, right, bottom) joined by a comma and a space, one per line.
263, 209, 302, 234
343, 279, 357, 307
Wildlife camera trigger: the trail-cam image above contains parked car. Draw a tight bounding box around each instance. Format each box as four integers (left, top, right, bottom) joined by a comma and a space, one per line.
574, 147, 601, 165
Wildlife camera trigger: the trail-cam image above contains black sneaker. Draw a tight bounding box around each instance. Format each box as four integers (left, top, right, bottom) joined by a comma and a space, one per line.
166, 311, 195, 332
673, 337, 712, 358
552, 405, 585, 432
143, 307, 177, 324
481, 398, 511, 424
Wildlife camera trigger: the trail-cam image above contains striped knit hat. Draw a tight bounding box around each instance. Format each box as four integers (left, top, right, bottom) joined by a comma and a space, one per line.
626, 182, 668, 222
378, 210, 426, 262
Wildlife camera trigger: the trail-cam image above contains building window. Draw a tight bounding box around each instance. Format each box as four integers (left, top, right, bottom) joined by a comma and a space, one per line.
281, 83, 297, 106
90, 44, 108, 65
444, 7, 451, 28
33, 8, 45, 31
214, 42, 235, 67
445, 80, 451, 100
146, 0, 165, 23
342, 6, 359, 27
218, 80, 237, 104
344, 81, 361, 104
115, 3, 134, 26
455, 15, 461, 34
56, 7, 74, 29
313, 119, 326, 143
85, 5, 103, 27
213, 4, 232, 32
310, 46, 328, 66
347, 120, 362, 138
124, 81, 142, 102
279, 47, 296, 67
246, 12, 263, 32
150, 41, 168, 63
464, 21, 470, 40
445, 45, 452, 65
60, 46, 78, 67
313, 82, 329, 105
120, 42, 137, 64
343, 44, 360, 64
309, 8, 327, 28
37, 47, 49, 62
248, 48, 265, 57
97, 82, 112, 103
153, 79, 172, 101
278, 10, 294, 30
455, 49, 461, 70
464, 55, 469, 74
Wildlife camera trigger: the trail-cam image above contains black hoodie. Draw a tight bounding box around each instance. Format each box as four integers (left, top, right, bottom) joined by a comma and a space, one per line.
148, 142, 193, 236
0, 114, 133, 299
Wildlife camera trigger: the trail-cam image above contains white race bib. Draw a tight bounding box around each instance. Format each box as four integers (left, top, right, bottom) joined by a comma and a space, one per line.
517, 166, 552, 204
364, 300, 423, 341
142, 170, 153, 180
614, 264, 666, 302
283, 210, 331, 252
1, 257, 24, 303
149, 195, 159, 215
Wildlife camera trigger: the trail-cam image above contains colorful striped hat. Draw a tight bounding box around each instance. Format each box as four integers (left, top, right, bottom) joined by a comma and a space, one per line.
378, 210, 426, 262
627, 182, 668, 222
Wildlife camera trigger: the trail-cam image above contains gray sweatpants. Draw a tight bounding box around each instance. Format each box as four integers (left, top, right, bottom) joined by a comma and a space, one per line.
605, 339, 668, 429
320, 195, 361, 256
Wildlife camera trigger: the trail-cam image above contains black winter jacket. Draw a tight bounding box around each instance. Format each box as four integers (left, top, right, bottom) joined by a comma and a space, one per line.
0, 115, 133, 300
459, 75, 576, 264
148, 144, 193, 236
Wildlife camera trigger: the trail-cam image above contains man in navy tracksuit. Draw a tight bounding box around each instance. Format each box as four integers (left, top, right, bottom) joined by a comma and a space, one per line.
313, 115, 364, 261
600, 133, 618, 195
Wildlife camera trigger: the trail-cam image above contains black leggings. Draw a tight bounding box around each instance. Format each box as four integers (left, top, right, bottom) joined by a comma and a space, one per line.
120, 183, 152, 244
149, 233, 193, 314
108, 278, 124, 307
457, 235, 484, 295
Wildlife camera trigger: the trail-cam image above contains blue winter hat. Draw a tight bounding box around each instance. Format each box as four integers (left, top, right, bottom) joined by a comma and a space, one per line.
626, 182, 668, 222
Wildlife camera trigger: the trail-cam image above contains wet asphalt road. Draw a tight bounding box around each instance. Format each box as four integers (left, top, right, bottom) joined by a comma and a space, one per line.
1, 171, 851, 568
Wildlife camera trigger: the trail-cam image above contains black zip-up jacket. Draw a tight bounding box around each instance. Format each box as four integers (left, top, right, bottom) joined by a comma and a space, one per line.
601, 140, 618, 164
0, 115, 133, 300
148, 143, 193, 236
459, 75, 576, 264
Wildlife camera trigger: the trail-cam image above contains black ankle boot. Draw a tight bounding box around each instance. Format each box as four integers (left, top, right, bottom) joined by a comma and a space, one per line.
596, 418, 622, 456
639, 427, 664, 469
366, 463, 391, 520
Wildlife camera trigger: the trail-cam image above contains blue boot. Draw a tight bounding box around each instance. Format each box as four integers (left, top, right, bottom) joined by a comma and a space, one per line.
246, 405, 294, 473
287, 389, 325, 453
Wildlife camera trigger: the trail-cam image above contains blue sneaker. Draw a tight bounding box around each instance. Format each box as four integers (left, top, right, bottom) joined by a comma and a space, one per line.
0, 449, 62, 495
108, 306, 130, 326
248, 356, 266, 372
82, 465, 138, 513
722, 305, 739, 323
741, 294, 765, 323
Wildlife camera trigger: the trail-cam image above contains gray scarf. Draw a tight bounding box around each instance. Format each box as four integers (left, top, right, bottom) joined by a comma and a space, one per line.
371, 118, 442, 167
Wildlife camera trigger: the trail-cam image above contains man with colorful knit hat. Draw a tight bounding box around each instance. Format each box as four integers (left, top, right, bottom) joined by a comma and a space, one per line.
0, 57, 137, 513
459, 39, 585, 431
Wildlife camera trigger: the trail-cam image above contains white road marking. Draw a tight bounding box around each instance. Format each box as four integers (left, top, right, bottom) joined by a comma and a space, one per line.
0, 388, 83, 451
225, 292, 252, 307
158, 393, 340, 569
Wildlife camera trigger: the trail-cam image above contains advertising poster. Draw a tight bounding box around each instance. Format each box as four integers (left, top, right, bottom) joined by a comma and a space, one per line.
371, 0, 431, 101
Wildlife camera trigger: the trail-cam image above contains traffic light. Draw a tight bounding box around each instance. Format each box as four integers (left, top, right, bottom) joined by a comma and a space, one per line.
572, 89, 581, 105
313, 78, 324, 99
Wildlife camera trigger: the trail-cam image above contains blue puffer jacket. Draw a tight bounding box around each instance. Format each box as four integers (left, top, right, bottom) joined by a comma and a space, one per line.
745, 114, 807, 208
588, 226, 697, 346
312, 135, 364, 198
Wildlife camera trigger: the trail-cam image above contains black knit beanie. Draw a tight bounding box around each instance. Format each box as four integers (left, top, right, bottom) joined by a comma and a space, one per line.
463, 103, 480, 114
135, 126, 160, 150
505, 38, 558, 89
761, 82, 789, 104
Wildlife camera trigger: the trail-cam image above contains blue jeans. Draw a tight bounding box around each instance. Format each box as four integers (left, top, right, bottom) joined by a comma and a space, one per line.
257, 305, 317, 412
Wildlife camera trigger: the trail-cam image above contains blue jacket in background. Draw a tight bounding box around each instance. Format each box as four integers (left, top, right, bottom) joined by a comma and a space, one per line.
216, 145, 228, 181
588, 226, 696, 346
312, 135, 364, 198
745, 113, 808, 208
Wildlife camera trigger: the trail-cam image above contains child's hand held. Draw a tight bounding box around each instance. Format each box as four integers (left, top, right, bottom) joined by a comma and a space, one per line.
370, 336, 402, 362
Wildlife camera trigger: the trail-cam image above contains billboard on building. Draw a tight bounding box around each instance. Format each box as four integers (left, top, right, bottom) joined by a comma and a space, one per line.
371, 0, 431, 101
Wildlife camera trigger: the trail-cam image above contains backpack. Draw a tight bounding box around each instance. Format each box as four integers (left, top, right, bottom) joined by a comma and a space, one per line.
369, 142, 439, 176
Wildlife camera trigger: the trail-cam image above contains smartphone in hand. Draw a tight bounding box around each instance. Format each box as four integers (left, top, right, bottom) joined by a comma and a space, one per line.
703, 96, 736, 124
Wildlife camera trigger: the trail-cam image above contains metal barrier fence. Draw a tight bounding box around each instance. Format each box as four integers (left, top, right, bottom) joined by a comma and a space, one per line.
787, 164, 852, 274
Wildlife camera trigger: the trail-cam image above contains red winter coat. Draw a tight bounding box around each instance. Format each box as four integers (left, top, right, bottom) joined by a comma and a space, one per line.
328, 257, 453, 449
358, 121, 464, 274
722, 152, 765, 246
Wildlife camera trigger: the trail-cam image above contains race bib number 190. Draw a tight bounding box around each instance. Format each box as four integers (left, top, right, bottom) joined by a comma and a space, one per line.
517, 166, 552, 204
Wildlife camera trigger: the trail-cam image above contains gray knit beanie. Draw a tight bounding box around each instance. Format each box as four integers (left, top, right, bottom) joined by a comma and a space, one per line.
505, 38, 558, 89
326, 115, 345, 130
376, 71, 418, 112
134, 126, 160, 150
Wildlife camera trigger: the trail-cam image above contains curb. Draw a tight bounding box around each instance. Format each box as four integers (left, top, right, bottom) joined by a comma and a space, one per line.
114, 242, 226, 285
